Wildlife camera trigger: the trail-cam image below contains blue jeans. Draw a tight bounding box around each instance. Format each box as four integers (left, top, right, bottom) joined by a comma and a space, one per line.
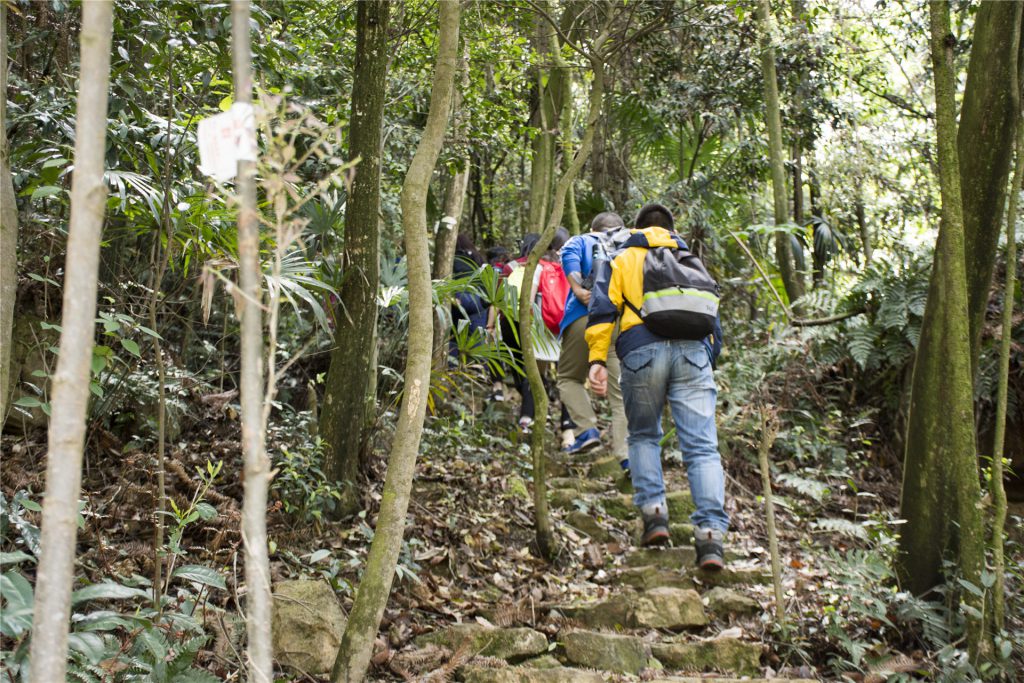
618, 339, 730, 532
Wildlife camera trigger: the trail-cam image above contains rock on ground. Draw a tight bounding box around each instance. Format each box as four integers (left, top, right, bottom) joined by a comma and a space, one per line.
460, 665, 605, 682
634, 587, 707, 629
562, 631, 648, 674
704, 586, 760, 616
271, 579, 346, 675
651, 638, 762, 676
416, 623, 548, 661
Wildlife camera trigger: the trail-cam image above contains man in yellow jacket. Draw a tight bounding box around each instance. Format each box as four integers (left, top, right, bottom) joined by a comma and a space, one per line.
585, 203, 728, 570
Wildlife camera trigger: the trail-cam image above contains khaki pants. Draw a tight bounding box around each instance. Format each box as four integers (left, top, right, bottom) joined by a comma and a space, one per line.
557, 316, 627, 459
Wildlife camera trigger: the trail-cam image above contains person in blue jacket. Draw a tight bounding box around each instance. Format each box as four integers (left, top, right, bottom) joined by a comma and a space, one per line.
557, 212, 628, 467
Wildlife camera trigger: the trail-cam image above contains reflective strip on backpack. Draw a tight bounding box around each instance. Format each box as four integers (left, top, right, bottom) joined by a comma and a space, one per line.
642, 287, 719, 317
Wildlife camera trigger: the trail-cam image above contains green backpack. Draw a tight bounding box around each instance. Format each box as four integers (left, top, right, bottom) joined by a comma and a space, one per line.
622, 245, 720, 340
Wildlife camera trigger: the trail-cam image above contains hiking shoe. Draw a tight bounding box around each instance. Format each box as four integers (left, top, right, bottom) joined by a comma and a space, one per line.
640, 509, 670, 547
694, 527, 725, 570
619, 458, 630, 476
490, 387, 505, 402
563, 427, 601, 454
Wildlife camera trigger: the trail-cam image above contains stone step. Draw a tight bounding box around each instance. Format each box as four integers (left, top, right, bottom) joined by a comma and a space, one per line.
650, 679, 817, 683
616, 564, 771, 591
563, 510, 613, 542
415, 624, 548, 661
588, 455, 624, 479
651, 638, 762, 677
704, 587, 761, 617
557, 587, 706, 630
624, 546, 746, 570
601, 490, 695, 521
549, 477, 608, 493
632, 521, 694, 546
462, 668, 816, 683
562, 631, 648, 675
461, 665, 604, 683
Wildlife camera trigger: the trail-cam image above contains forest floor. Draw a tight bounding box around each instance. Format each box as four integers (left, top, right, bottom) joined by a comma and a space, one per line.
2, 376, 1022, 681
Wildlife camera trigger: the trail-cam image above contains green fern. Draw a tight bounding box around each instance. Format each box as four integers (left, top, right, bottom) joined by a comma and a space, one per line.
815, 517, 868, 540
777, 473, 830, 502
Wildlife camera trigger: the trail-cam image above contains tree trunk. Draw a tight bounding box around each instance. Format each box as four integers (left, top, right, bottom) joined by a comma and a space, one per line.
898, 0, 984, 660
990, 65, 1022, 637
231, 2, 273, 680
320, 0, 392, 516
518, 9, 609, 560
331, 2, 459, 680
856, 195, 872, 265
27, 3, 113, 681
0, 4, 16, 426
526, 11, 559, 234
555, 13, 579, 235
959, 0, 1023, 376
756, 0, 805, 308
432, 46, 471, 372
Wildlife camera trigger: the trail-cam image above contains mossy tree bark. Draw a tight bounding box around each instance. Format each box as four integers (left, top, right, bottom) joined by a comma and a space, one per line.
990, 95, 1022, 634
756, 0, 805, 308
330, 2, 460, 680
0, 5, 16, 426
958, 0, 1023, 375
320, 0, 392, 516
27, 3, 113, 680
231, 2, 273, 679
518, 2, 609, 559
898, 0, 985, 659
432, 46, 470, 372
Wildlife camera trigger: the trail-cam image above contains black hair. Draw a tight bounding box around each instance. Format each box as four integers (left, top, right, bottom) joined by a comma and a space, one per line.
486, 245, 510, 265
590, 211, 624, 233
550, 226, 570, 253
635, 203, 674, 230
519, 233, 541, 258
456, 232, 485, 265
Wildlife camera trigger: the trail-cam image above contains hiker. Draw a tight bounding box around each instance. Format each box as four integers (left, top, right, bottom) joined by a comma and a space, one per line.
450, 233, 491, 358
558, 212, 629, 465
487, 245, 510, 271
491, 230, 575, 440
584, 203, 728, 570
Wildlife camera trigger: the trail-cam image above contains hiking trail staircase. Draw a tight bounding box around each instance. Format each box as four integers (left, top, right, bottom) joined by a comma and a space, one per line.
401, 450, 814, 682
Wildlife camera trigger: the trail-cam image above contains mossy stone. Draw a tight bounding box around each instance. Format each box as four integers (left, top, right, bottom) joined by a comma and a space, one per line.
684, 566, 771, 587
549, 477, 606, 493
633, 587, 707, 629
704, 587, 760, 616
549, 488, 583, 510
271, 580, 346, 675
666, 491, 695, 519
564, 511, 612, 542
650, 639, 761, 676
460, 666, 604, 683
616, 566, 695, 591
416, 624, 548, 661
558, 595, 633, 629
562, 631, 648, 674
589, 456, 623, 479
600, 494, 635, 520
625, 547, 697, 569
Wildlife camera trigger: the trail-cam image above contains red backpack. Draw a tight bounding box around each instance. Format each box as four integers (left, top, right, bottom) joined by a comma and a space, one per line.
538, 259, 569, 335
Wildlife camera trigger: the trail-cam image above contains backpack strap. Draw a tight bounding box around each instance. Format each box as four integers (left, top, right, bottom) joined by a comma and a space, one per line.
623, 297, 642, 318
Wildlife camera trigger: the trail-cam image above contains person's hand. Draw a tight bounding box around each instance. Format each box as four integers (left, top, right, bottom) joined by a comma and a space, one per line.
576, 288, 592, 306
589, 364, 608, 397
